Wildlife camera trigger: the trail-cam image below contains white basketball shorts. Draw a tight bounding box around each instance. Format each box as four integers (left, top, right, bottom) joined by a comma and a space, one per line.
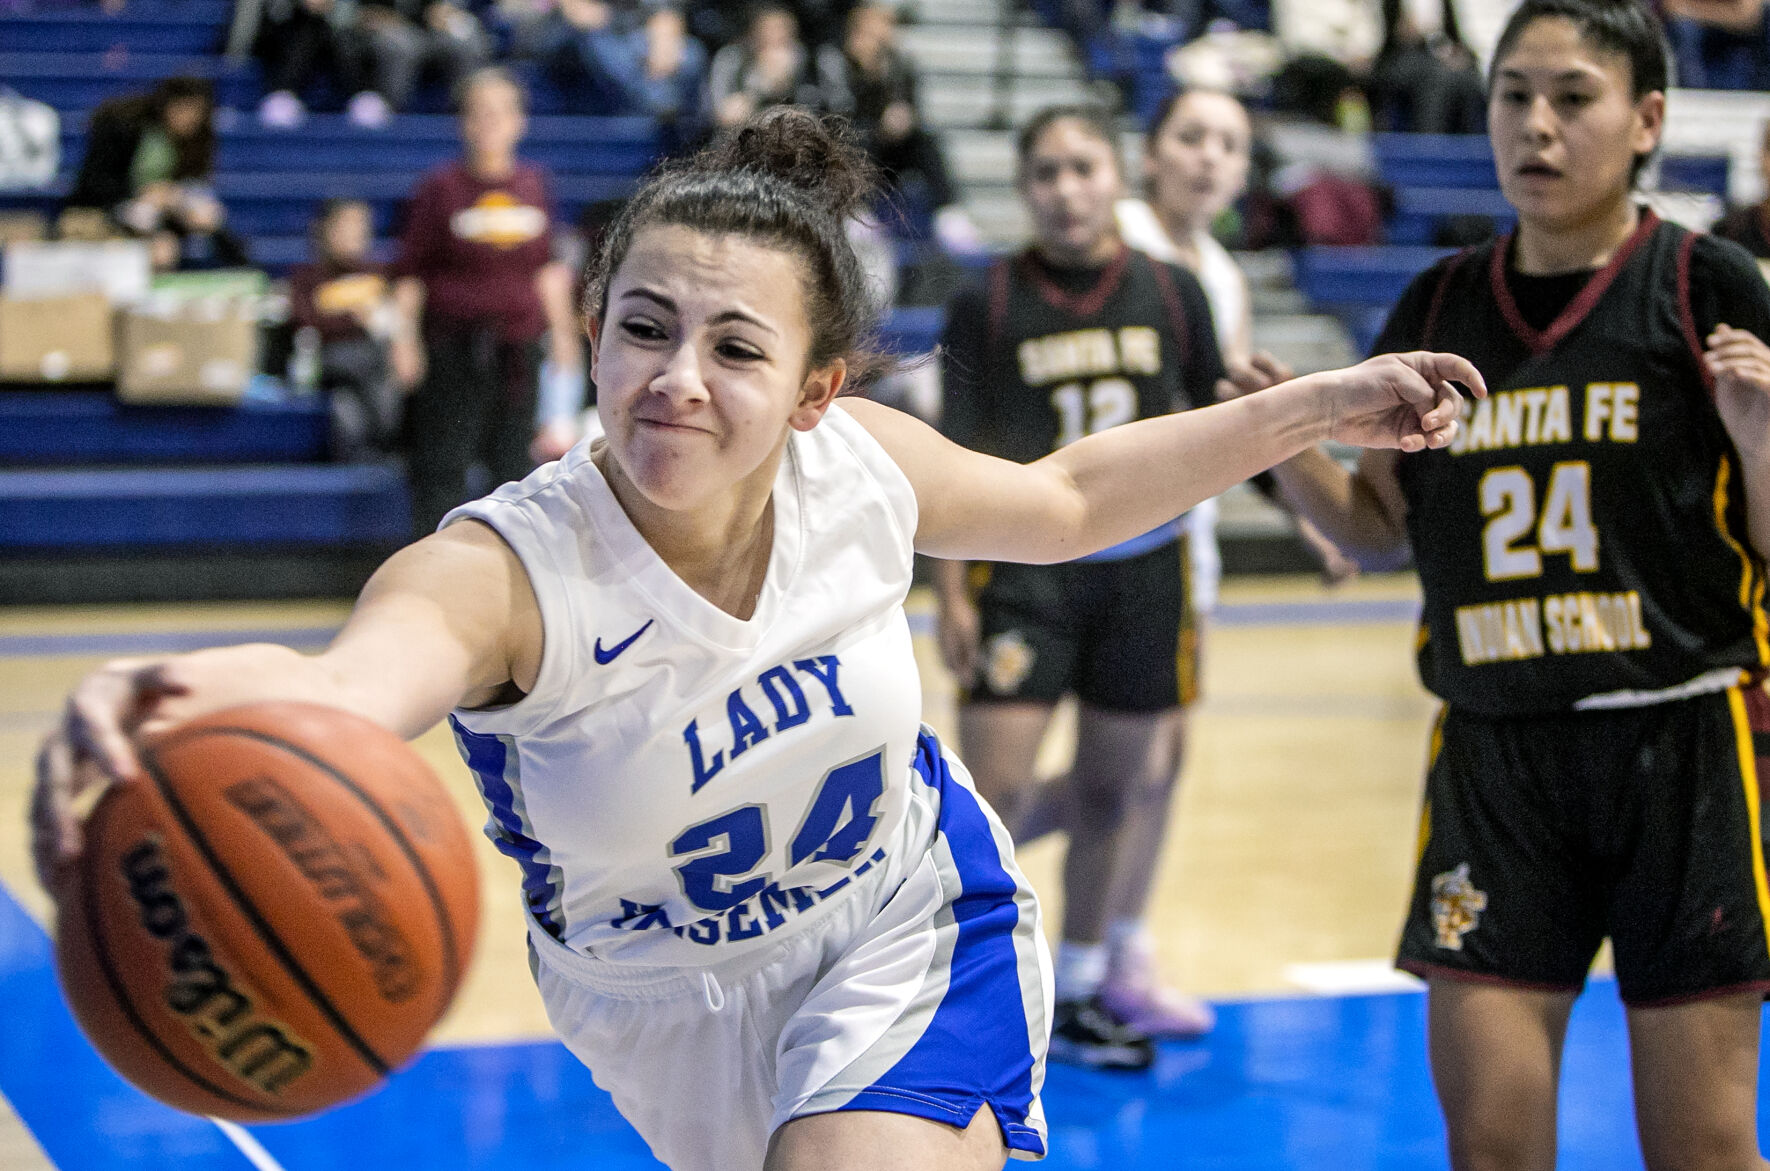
525, 727, 1053, 1171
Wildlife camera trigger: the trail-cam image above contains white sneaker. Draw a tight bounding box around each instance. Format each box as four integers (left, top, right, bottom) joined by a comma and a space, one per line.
257, 89, 306, 128
346, 90, 392, 129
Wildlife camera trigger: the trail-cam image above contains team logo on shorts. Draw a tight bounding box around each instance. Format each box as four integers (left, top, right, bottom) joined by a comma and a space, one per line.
984, 631, 1035, 695
1430, 863, 1488, 951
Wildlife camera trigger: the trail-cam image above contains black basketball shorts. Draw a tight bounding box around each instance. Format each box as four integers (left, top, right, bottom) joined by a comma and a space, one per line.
963, 537, 1197, 714
1397, 686, 1770, 1007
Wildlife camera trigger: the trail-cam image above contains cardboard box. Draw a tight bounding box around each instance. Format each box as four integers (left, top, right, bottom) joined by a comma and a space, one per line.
55, 208, 117, 241
0, 211, 47, 245
116, 298, 258, 404
0, 293, 115, 382
2, 239, 152, 304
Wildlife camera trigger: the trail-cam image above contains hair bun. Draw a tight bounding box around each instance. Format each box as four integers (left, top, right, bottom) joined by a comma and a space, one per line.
705, 107, 877, 220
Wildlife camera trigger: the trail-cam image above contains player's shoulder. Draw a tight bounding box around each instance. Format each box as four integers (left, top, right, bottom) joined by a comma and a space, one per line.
1686, 227, 1765, 292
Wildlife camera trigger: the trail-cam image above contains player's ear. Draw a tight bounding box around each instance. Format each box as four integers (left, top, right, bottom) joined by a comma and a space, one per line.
1632, 89, 1666, 160
586, 315, 601, 383
790, 360, 845, 431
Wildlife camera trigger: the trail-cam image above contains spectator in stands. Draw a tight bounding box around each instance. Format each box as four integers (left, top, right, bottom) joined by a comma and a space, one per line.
65, 77, 249, 269
388, 67, 584, 536
1662, 0, 1770, 88
290, 199, 402, 459
816, 3, 981, 251
1712, 119, 1770, 258
338, 0, 493, 125
1269, 0, 1381, 127
255, 0, 348, 127
533, 1, 709, 127
1370, 0, 1486, 132
708, 4, 826, 133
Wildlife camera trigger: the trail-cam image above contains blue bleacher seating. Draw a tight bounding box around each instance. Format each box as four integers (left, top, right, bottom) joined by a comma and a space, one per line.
0, 52, 260, 111
1388, 186, 1516, 245
0, 392, 328, 467
0, 464, 410, 549
0, 13, 226, 55
1372, 133, 1499, 189
877, 306, 943, 357
56, 114, 663, 178
1293, 245, 1457, 310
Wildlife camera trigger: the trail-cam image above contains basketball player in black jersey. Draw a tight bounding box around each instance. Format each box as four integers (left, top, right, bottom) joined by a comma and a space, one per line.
934, 106, 1225, 1071
1232, 0, 1770, 1165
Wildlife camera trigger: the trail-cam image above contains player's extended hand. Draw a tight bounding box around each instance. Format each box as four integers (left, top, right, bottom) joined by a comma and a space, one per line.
30, 644, 330, 899
1707, 324, 1770, 453
935, 592, 982, 690
31, 659, 183, 899
1215, 351, 1295, 401
1319, 351, 1485, 453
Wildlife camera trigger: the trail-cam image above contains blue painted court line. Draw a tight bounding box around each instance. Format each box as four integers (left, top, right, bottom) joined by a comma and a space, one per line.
0, 599, 1421, 659
8, 871, 1747, 1170
1208, 598, 1420, 626
0, 628, 339, 658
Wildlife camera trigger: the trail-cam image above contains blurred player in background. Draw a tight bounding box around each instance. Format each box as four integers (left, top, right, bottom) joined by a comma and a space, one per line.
935, 105, 1228, 1069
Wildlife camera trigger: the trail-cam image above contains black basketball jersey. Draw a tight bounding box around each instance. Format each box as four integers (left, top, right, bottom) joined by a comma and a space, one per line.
940, 245, 1223, 465
1376, 211, 1770, 714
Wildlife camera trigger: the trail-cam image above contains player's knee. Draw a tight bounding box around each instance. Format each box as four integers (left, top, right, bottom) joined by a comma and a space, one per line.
1445, 1111, 1556, 1171
1638, 1118, 1765, 1171
1067, 779, 1131, 833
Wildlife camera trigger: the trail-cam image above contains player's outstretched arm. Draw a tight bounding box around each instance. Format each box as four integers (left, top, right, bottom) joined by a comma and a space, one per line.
846, 351, 1481, 564
29, 519, 540, 897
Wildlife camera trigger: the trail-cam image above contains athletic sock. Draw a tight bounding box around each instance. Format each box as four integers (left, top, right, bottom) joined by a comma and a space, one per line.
1106, 918, 1148, 957
1054, 941, 1108, 1003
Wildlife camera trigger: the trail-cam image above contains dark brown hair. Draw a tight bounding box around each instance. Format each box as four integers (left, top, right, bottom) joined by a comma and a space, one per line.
1015, 104, 1123, 179
149, 76, 215, 181
585, 107, 887, 387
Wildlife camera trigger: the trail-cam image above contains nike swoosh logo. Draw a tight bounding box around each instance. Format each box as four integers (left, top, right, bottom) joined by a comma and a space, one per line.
593, 619, 654, 665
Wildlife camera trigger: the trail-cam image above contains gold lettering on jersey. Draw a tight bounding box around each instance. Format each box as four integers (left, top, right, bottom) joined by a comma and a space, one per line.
1016, 326, 1160, 386
1542, 590, 1652, 654
1117, 327, 1161, 375
1454, 598, 1545, 664
1581, 383, 1639, 443
1453, 589, 1651, 665
1451, 386, 1572, 454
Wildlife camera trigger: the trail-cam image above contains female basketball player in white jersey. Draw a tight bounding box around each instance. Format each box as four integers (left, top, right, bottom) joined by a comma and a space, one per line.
32, 109, 1478, 1171
1230, 0, 1770, 1165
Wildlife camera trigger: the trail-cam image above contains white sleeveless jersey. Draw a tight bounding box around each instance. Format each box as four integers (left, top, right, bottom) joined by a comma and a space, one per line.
1115, 197, 1240, 611
1115, 197, 1246, 358
444, 404, 926, 967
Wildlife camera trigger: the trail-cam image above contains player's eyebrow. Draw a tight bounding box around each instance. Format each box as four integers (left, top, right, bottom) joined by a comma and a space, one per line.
619, 288, 778, 337
1497, 66, 1604, 84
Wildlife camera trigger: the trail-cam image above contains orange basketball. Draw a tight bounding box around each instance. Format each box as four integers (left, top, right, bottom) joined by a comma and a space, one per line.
54, 701, 480, 1122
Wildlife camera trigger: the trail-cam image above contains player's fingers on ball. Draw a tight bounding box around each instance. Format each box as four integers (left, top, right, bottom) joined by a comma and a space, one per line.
67, 670, 150, 783
31, 735, 81, 889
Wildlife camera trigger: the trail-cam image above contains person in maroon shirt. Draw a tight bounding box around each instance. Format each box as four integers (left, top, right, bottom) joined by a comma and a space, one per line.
389, 66, 583, 536
290, 198, 400, 459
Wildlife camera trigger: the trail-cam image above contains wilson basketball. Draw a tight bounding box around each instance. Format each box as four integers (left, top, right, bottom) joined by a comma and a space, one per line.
54, 702, 480, 1122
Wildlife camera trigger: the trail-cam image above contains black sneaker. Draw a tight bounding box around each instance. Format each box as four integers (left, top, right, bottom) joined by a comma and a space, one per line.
1048, 994, 1156, 1071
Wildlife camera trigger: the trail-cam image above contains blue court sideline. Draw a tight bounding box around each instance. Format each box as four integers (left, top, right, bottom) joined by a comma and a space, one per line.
5, 876, 1749, 1171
